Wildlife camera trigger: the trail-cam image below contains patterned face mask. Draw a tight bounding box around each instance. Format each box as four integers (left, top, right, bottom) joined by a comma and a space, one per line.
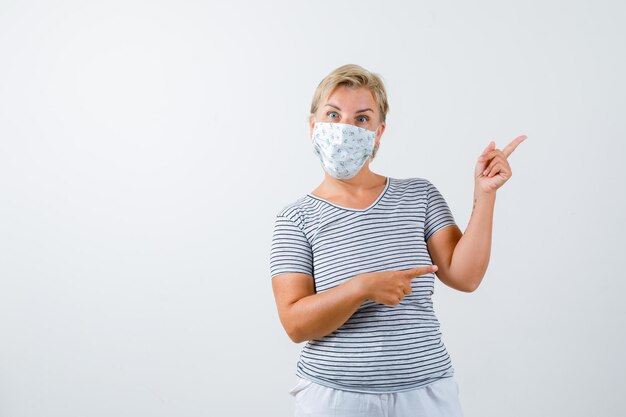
311, 122, 377, 180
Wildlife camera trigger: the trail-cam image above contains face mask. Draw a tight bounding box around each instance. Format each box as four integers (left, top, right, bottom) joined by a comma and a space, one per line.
311, 122, 377, 180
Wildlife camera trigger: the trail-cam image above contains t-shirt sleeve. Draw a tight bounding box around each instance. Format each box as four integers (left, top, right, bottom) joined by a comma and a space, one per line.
424, 180, 457, 242
269, 214, 314, 278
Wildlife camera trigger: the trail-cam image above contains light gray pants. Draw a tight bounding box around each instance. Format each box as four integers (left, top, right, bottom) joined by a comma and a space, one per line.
289, 377, 465, 417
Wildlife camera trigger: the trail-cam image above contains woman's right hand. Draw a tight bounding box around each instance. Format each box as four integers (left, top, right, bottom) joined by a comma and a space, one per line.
356, 265, 438, 306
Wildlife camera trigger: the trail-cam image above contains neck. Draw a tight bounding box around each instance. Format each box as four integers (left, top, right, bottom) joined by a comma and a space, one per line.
321, 165, 384, 194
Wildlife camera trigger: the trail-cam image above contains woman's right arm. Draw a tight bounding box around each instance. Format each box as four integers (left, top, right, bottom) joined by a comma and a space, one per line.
271, 265, 437, 343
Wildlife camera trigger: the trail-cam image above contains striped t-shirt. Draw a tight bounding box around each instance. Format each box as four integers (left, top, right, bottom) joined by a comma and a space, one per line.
269, 176, 458, 393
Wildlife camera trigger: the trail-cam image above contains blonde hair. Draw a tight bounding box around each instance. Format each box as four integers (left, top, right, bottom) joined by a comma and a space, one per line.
310, 64, 389, 123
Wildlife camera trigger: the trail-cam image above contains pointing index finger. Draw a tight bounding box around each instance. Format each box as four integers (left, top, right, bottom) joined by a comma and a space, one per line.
404, 265, 438, 279
502, 135, 527, 158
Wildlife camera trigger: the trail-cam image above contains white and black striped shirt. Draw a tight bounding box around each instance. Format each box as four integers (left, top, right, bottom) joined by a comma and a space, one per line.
270, 176, 458, 393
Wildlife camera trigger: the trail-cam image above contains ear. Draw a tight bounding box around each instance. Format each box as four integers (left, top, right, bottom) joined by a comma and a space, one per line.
308, 114, 316, 138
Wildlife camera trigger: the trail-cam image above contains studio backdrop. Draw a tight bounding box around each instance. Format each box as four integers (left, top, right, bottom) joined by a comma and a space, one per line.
0, 1, 624, 416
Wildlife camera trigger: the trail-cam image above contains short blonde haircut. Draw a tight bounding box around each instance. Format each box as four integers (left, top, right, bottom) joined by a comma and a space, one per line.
310, 64, 389, 123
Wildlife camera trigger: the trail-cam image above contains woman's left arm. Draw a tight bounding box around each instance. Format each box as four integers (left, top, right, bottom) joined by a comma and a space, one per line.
427, 135, 527, 293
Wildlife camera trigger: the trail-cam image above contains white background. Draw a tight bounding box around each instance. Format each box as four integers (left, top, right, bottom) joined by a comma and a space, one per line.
1, 1, 624, 416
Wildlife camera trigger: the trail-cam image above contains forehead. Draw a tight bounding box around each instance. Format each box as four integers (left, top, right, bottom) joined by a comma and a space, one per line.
323, 85, 377, 110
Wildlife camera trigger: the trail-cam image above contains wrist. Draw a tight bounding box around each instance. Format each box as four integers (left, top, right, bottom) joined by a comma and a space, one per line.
350, 273, 371, 303
473, 184, 497, 202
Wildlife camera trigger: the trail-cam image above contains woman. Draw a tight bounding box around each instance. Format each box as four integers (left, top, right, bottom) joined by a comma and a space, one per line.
269, 64, 526, 417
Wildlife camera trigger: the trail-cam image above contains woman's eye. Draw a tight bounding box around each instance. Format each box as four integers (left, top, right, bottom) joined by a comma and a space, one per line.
327, 111, 339, 119
357, 116, 368, 123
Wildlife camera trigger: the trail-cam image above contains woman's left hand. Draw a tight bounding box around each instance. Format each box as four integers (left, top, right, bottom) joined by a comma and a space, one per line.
474, 135, 527, 194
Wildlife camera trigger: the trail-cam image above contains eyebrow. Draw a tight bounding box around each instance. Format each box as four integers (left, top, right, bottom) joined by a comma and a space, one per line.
324, 103, 374, 113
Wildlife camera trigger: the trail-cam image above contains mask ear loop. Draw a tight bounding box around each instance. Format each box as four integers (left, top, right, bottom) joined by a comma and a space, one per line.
371, 143, 379, 160
370, 123, 382, 161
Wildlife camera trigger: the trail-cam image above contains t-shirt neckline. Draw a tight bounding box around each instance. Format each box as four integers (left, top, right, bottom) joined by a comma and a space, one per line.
306, 177, 391, 212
